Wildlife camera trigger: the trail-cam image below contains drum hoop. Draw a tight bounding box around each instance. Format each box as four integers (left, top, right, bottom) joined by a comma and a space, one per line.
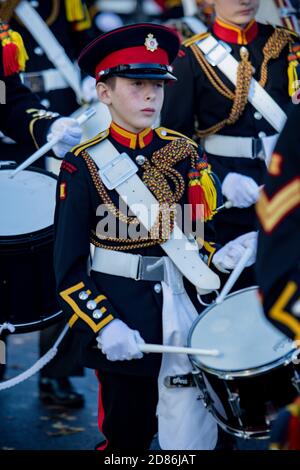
189, 350, 296, 380
188, 286, 296, 379
0, 163, 58, 180
0, 225, 54, 248
0, 310, 62, 333
203, 400, 270, 439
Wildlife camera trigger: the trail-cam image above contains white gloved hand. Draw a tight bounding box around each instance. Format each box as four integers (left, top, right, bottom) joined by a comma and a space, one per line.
81, 76, 98, 103
47, 117, 82, 158
212, 231, 258, 273
222, 172, 260, 208
96, 319, 145, 361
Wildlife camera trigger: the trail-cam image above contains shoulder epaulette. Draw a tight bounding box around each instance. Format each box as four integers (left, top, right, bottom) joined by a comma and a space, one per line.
73, 129, 109, 156
183, 32, 210, 48
155, 127, 198, 148
276, 25, 299, 39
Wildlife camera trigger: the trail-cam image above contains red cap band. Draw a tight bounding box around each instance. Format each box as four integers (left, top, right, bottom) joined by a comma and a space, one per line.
95, 46, 169, 77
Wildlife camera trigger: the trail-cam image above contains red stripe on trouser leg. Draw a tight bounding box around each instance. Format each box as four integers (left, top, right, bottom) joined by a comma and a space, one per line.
95, 370, 109, 450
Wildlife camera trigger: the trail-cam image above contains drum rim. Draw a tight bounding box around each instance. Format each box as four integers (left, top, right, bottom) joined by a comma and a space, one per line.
0, 309, 63, 333
0, 162, 58, 179
0, 164, 57, 242
188, 286, 297, 379
0, 225, 54, 246
203, 400, 270, 439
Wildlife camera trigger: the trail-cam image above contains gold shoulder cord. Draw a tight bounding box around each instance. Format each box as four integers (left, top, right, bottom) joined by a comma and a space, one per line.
259, 28, 292, 87
190, 28, 292, 138
81, 139, 199, 250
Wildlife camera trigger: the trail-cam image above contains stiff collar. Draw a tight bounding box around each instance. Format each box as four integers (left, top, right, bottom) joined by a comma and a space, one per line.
213, 18, 258, 45
109, 121, 153, 149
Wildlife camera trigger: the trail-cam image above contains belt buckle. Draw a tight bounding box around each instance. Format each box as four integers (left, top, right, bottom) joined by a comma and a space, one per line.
136, 256, 164, 281
99, 153, 138, 190
21, 72, 45, 93
200, 39, 231, 67
252, 138, 265, 160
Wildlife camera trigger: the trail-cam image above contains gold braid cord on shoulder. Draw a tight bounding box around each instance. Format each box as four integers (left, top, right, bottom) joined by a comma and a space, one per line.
82, 149, 178, 251
191, 28, 293, 138
83, 139, 199, 251
259, 27, 292, 87
192, 45, 253, 137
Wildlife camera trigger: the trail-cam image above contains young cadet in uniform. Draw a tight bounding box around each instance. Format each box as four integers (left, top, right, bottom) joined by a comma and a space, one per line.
256, 103, 300, 451
0, 20, 82, 380
53, 23, 256, 450
161, 0, 300, 286
0, 0, 96, 406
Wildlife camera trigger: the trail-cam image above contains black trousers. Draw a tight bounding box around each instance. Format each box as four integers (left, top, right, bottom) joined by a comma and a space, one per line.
96, 370, 158, 450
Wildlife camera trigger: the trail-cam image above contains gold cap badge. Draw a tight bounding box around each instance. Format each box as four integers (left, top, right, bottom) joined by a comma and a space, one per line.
144, 33, 158, 52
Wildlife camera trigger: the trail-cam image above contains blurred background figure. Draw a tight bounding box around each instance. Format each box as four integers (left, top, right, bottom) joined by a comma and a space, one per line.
256, 103, 300, 451
269, 396, 300, 450
0, 0, 97, 165
0, 0, 98, 408
0, 17, 83, 390
154, 0, 213, 22
256, 0, 300, 34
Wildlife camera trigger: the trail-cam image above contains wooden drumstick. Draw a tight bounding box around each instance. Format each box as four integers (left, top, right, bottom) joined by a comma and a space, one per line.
216, 200, 233, 212
138, 343, 220, 357
10, 107, 96, 178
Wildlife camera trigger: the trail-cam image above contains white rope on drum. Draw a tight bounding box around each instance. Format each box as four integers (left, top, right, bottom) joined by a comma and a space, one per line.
0, 322, 16, 335
0, 323, 69, 391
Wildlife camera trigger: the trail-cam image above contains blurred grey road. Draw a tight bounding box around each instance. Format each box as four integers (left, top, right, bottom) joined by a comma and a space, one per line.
0, 332, 101, 450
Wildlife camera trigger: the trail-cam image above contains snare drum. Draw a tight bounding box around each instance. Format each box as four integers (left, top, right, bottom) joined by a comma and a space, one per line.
188, 287, 300, 439
0, 163, 62, 333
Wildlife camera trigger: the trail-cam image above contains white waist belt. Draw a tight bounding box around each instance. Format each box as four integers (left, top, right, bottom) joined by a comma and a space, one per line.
92, 248, 165, 281
203, 134, 279, 160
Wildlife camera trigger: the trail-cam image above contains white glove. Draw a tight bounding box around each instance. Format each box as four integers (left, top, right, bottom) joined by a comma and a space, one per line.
222, 172, 260, 208
96, 319, 145, 361
212, 231, 258, 273
81, 76, 98, 103
47, 117, 82, 159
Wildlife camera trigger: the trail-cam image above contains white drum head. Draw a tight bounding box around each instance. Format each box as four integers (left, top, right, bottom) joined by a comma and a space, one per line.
190, 287, 294, 374
0, 169, 56, 236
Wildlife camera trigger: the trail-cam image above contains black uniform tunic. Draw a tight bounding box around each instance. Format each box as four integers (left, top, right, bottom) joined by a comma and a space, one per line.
256, 103, 300, 340
54, 124, 218, 377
